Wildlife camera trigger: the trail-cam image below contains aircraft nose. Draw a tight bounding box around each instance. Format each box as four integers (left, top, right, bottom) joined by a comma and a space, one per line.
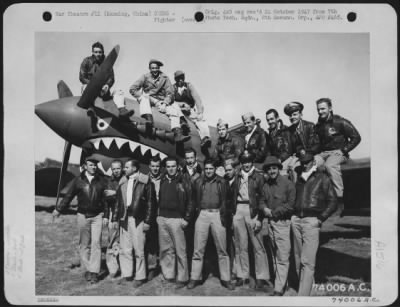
35, 97, 89, 145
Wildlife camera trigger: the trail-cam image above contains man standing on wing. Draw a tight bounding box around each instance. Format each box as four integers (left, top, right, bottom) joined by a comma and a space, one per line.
52, 156, 111, 284
291, 153, 337, 296
230, 150, 272, 290
79, 41, 133, 119
112, 159, 156, 288
262, 156, 296, 296
157, 157, 194, 289
314, 98, 361, 213
187, 159, 235, 290
129, 59, 189, 142
266, 109, 297, 181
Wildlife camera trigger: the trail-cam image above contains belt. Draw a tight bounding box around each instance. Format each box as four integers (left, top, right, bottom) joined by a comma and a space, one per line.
237, 201, 250, 204
201, 209, 220, 212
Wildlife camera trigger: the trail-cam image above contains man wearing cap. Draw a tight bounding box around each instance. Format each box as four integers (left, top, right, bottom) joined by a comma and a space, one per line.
262, 156, 296, 296
157, 157, 194, 289
173, 70, 211, 148
213, 118, 244, 169
314, 98, 361, 210
187, 159, 235, 290
241, 112, 270, 166
129, 60, 189, 142
291, 153, 337, 296
112, 159, 156, 288
79, 42, 133, 119
52, 156, 111, 283
266, 109, 297, 180
230, 150, 272, 290
283, 102, 320, 158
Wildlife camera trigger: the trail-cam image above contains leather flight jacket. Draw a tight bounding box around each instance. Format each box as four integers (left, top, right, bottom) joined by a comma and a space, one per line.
213, 133, 244, 166
315, 113, 361, 155
294, 170, 338, 222
230, 171, 267, 220
57, 172, 109, 218
288, 119, 320, 155
113, 173, 156, 229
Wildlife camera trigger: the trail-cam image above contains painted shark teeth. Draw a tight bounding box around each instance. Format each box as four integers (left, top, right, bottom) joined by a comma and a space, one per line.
88, 137, 168, 159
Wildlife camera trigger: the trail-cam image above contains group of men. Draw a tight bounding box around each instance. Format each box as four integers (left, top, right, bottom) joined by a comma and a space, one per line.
53, 41, 362, 296
79, 41, 211, 144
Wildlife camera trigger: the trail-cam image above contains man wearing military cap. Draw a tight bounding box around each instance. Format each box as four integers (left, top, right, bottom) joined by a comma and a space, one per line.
291, 152, 337, 296
284, 102, 320, 158
129, 59, 189, 142
262, 156, 296, 296
241, 112, 270, 166
173, 70, 211, 148
229, 150, 272, 290
212, 118, 244, 171
52, 155, 112, 283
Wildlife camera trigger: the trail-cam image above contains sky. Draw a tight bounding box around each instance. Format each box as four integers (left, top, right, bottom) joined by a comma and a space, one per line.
35, 32, 369, 163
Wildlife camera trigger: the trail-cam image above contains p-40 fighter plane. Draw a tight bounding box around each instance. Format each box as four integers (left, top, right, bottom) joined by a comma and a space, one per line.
35, 45, 370, 216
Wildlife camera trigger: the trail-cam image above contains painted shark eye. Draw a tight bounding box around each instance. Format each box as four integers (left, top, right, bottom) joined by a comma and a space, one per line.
97, 118, 110, 131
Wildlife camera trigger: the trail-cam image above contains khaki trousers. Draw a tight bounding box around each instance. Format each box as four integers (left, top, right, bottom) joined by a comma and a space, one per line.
233, 204, 270, 280
190, 210, 231, 281
119, 217, 146, 280
77, 213, 103, 274
157, 216, 189, 282
291, 215, 320, 296
269, 219, 291, 293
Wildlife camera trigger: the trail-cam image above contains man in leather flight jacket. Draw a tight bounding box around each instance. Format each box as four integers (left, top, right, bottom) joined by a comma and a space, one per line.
314, 98, 361, 201
112, 159, 156, 288
291, 153, 337, 296
53, 156, 111, 284
230, 150, 271, 290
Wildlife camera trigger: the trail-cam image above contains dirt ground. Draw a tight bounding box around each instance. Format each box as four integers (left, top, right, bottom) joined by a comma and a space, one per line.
35, 196, 371, 297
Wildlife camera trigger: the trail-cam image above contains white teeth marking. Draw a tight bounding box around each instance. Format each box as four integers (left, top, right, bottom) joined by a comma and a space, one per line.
89, 137, 167, 158
115, 139, 125, 149
128, 141, 138, 152
140, 144, 150, 155
91, 139, 101, 150
102, 138, 113, 149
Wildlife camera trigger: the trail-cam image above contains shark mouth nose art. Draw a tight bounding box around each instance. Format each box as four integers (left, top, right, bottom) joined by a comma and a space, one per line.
87, 137, 168, 160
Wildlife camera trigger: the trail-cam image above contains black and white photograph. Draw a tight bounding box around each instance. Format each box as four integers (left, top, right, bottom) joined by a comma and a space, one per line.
4, 3, 397, 305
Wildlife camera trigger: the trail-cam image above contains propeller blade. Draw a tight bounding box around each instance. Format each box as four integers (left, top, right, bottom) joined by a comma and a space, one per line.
57, 80, 73, 98
55, 142, 72, 208
77, 45, 120, 109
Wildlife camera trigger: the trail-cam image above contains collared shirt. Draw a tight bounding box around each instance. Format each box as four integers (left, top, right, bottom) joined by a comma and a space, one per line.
186, 163, 198, 177
150, 174, 161, 201
237, 167, 255, 202
200, 176, 220, 209
263, 174, 296, 217
245, 125, 257, 145
301, 165, 317, 182
85, 172, 94, 183
79, 55, 115, 87
126, 173, 139, 207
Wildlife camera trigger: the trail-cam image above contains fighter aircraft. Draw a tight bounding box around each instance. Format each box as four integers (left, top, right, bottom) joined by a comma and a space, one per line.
35, 45, 370, 215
